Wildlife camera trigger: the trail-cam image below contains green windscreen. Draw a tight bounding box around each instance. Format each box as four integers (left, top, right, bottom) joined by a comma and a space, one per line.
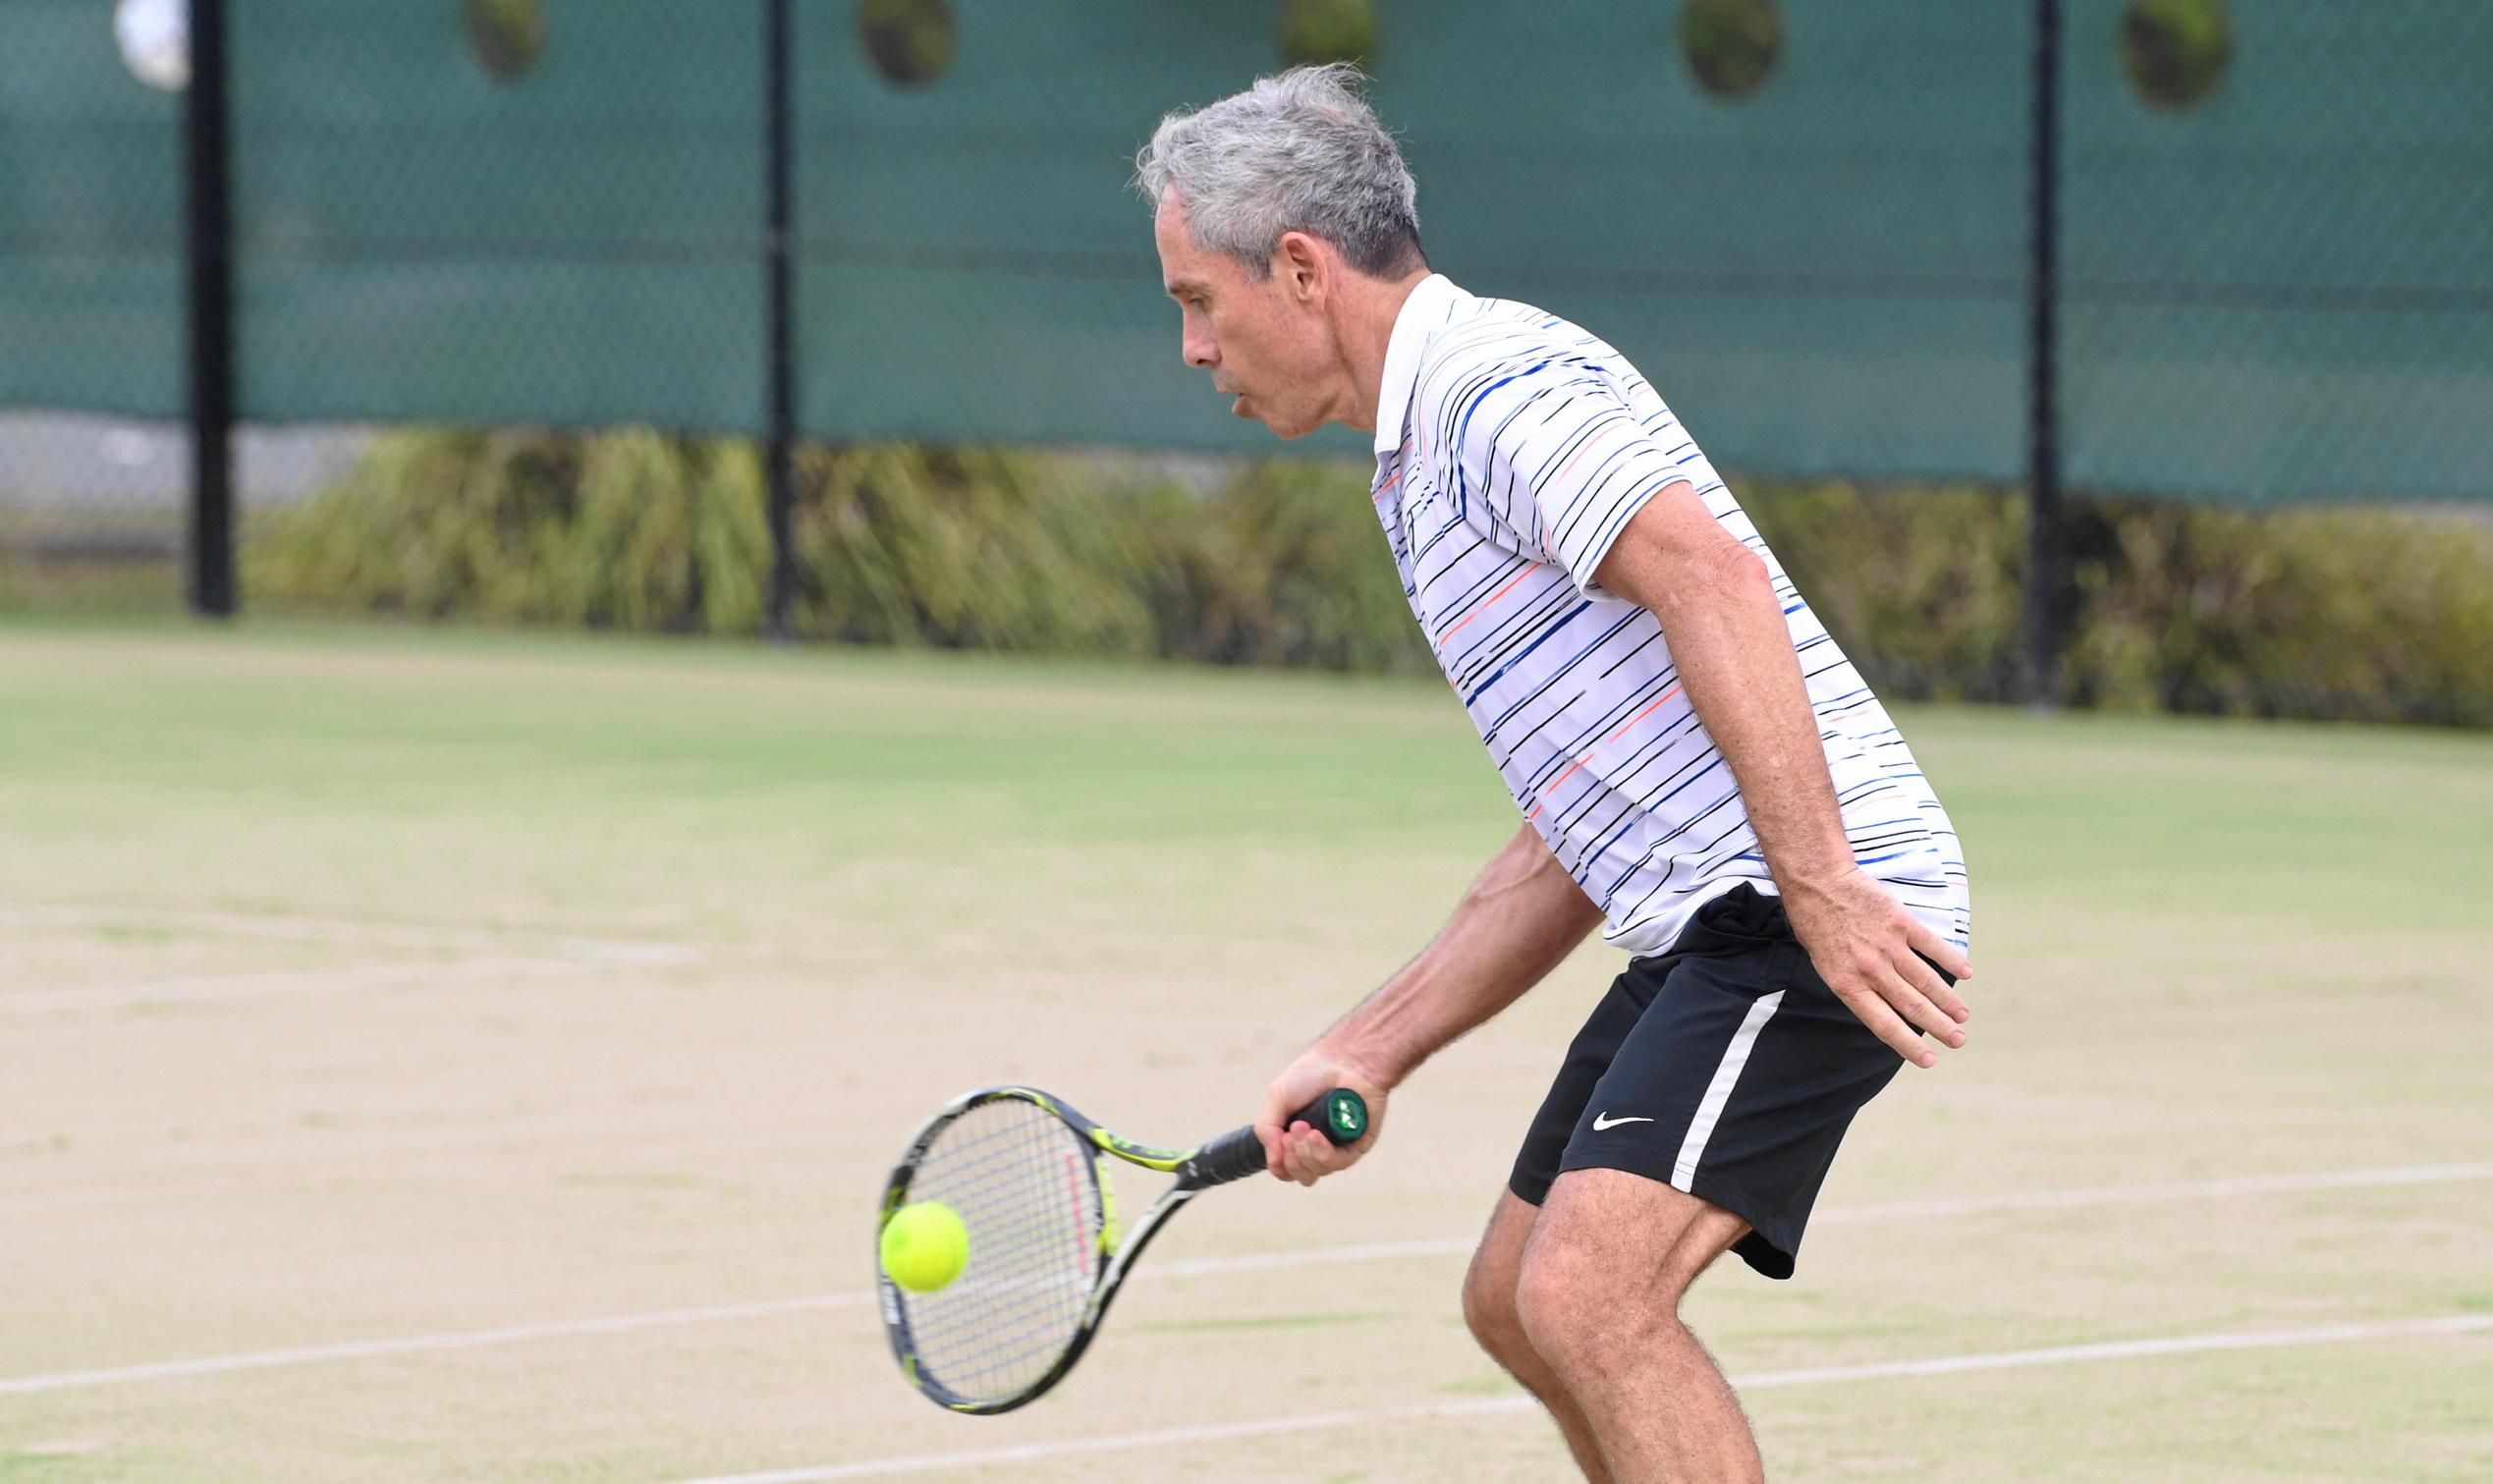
797, 2, 2031, 475
0, 0, 187, 419
2, 1, 2485, 503
2058, 0, 2493, 505
227, 1, 765, 430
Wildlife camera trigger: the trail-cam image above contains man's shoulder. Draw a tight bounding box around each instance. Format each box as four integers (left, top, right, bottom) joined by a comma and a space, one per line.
1412, 299, 1640, 420
1415, 297, 1567, 381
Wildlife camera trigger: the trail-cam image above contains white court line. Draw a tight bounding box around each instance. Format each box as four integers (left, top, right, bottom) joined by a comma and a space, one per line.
0, 902, 707, 967
3, 1159, 2487, 1398
676, 1315, 2493, 1483
1812, 1160, 2493, 1224
0, 1295, 873, 1398
0, 1245, 1458, 1399
1, 956, 597, 1012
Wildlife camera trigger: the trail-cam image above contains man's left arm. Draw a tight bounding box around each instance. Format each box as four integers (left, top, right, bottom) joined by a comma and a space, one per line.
1590, 482, 1973, 1067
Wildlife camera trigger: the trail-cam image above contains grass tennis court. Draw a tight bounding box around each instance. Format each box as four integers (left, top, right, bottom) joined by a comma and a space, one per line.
2, 621, 2488, 1481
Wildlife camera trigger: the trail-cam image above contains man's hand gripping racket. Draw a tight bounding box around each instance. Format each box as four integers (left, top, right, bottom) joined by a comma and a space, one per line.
876, 1084, 1369, 1413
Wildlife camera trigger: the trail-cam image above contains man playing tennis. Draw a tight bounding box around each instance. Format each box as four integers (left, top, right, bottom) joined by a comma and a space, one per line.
1136, 66, 1973, 1481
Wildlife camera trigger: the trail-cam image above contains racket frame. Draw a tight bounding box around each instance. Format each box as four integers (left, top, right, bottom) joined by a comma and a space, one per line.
876, 1086, 1197, 1413
876, 1083, 1333, 1414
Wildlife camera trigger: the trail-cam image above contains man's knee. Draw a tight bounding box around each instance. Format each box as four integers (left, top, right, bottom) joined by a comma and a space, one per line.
1512, 1226, 1615, 1371
1461, 1249, 1526, 1359
1462, 1192, 1540, 1371
1513, 1170, 1745, 1370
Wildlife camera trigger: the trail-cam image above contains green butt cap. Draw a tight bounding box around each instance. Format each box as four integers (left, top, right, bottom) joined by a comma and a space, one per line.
1320, 1088, 1368, 1144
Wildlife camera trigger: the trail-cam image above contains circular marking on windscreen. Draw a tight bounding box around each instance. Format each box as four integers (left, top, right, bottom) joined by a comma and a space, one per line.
463, 0, 548, 83
1279, 0, 1380, 70
2122, 0, 2231, 110
859, 0, 956, 87
1680, 0, 1784, 101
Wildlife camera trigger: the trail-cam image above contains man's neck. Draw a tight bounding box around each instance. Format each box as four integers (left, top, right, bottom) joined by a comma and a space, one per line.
1339, 268, 1434, 437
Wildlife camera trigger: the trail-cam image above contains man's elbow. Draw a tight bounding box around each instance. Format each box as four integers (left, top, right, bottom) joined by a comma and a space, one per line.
1645, 533, 1772, 619
1698, 538, 1773, 604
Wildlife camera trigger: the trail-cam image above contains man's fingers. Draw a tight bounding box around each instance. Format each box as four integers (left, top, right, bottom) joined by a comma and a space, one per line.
1279, 1121, 1357, 1186
1271, 1125, 1308, 1184
1276, 1131, 1316, 1191
1903, 915, 1975, 998
1914, 967, 1972, 1026
1256, 1124, 1289, 1180
1838, 978, 1937, 1068
1297, 1121, 1351, 1176
1876, 962, 1967, 1049
1890, 945, 1970, 1033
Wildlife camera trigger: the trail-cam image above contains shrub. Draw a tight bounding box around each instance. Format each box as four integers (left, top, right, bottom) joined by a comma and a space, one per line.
245, 428, 2493, 727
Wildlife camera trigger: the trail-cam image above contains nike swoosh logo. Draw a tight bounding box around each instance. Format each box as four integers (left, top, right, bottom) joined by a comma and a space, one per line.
1590, 1113, 1654, 1131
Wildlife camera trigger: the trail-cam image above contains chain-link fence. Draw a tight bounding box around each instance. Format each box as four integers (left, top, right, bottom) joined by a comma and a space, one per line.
3, 0, 182, 609
2060, 0, 2493, 505
3, 0, 2487, 716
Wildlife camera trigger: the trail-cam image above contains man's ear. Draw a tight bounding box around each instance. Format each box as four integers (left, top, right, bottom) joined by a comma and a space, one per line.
1274, 230, 1328, 305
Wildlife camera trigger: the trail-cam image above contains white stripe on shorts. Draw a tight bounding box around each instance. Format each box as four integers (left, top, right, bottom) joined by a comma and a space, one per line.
1671, 990, 1784, 1189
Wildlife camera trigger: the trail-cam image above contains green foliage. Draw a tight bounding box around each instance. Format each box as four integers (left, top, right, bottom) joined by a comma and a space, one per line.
246, 431, 1437, 674
1141, 458, 1428, 673
245, 428, 2493, 726
781, 443, 1163, 655
2062, 498, 2493, 725
0, 512, 184, 615
244, 428, 769, 633
1740, 482, 2024, 704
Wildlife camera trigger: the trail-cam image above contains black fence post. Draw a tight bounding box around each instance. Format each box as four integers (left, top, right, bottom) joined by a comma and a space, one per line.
185, 0, 235, 618
763, 0, 798, 642
2022, 0, 2063, 709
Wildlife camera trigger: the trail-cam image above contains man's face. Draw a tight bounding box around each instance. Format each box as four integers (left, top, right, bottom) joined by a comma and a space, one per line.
1154, 190, 1335, 440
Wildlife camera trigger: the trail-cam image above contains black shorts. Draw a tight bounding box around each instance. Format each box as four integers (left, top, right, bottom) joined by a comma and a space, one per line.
1508, 884, 1915, 1280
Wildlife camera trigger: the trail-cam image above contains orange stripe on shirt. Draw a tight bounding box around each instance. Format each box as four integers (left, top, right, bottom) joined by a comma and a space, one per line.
1526, 685, 1685, 822
1606, 686, 1683, 743
1438, 566, 1538, 641
1372, 438, 1418, 502
1548, 419, 1632, 494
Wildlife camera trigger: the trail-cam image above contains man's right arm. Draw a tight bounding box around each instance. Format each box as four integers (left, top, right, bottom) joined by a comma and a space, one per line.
1256, 821, 1605, 1183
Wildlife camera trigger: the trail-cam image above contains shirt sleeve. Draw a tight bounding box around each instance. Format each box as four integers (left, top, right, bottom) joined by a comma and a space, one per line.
1444, 360, 1728, 600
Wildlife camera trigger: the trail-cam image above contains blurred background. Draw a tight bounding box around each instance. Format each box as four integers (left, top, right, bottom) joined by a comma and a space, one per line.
6, 5, 2492, 1480
5, 0, 2486, 724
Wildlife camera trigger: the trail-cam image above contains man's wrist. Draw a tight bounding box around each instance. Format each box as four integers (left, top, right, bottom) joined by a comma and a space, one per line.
1767, 845, 1861, 907
1316, 1027, 1409, 1092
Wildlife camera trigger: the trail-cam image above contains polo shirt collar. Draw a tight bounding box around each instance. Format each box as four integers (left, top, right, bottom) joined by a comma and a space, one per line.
1372, 273, 1468, 458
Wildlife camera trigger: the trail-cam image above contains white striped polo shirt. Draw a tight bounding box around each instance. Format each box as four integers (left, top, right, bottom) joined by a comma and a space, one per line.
1370, 275, 1971, 957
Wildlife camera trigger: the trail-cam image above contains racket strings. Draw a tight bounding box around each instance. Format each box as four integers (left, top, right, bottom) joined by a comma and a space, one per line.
894, 1098, 1106, 1404
922, 1115, 1098, 1396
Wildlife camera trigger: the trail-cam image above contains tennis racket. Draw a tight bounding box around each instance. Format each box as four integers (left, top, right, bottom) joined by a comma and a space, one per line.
875, 1083, 1369, 1413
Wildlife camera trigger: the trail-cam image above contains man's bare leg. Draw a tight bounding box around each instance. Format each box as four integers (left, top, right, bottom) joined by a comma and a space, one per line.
1514, 1168, 1763, 1482
1462, 1191, 1609, 1480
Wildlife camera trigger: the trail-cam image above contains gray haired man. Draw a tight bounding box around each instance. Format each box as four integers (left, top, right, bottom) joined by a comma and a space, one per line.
1136, 66, 1975, 1481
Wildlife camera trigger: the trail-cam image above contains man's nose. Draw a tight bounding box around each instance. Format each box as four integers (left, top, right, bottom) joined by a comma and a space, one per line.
1183, 334, 1217, 370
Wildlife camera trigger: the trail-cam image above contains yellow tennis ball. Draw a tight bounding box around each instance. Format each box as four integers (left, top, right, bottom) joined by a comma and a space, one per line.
880, 1201, 969, 1292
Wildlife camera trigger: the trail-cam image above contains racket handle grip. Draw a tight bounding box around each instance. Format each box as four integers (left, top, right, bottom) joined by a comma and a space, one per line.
1184, 1089, 1369, 1187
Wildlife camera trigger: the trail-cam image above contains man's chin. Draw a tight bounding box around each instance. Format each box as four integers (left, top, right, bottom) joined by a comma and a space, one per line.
1231, 398, 1303, 439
